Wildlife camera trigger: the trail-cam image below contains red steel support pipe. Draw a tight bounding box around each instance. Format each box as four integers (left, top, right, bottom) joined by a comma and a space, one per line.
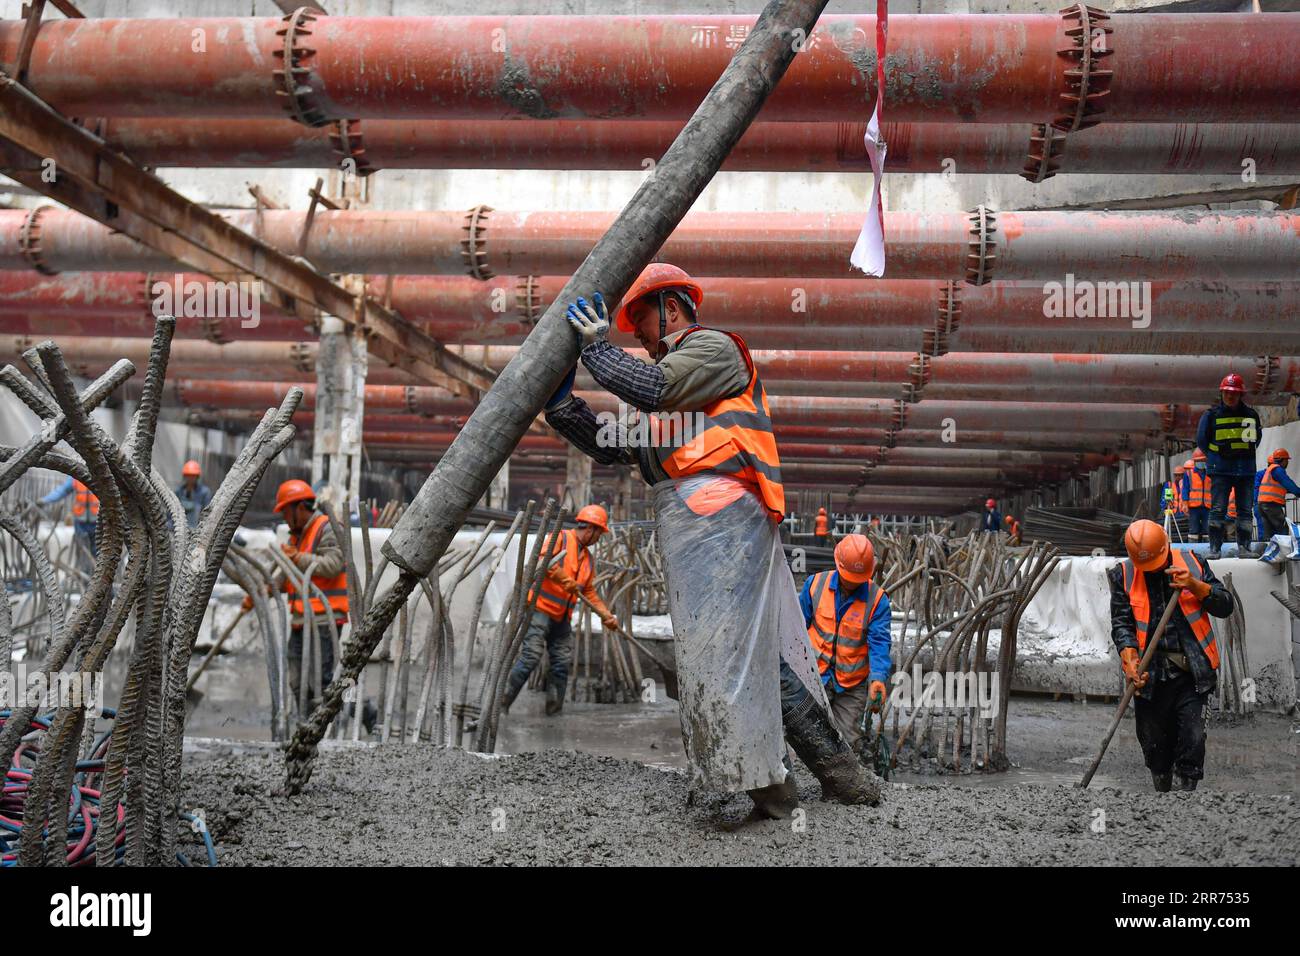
86, 118, 1300, 176
3, 209, 1296, 281
7, 273, 1297, 357
5, 15, 1297, 123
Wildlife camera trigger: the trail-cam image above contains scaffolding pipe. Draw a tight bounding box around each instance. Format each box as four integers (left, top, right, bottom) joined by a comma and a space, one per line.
3, 208, 1297, 281
5, 15, 1297, 123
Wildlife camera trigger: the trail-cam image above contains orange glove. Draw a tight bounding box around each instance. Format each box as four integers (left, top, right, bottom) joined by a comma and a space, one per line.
1167, 565, 1211, 601
600, 612, 619, 633
550, 567, 581, 596
868, 680, 887, 713
241, 594, 255, 612
281, 543, 300, 560
1119, 647, 1148, 689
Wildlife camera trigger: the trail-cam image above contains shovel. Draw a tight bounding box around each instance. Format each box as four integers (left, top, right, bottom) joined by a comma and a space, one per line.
185, 605, 252, 704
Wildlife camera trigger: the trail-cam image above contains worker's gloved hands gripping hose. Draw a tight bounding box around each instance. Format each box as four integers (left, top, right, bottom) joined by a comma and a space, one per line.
566, 293, 610, 349
868, 680, 887, 714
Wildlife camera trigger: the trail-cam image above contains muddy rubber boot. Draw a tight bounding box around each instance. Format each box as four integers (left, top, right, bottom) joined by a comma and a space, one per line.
784, 696, 882, 806
747, 774, 800, 820
1174, 774, 1198, 792
544, 684, 563, 716
1151, 771, 1173, 792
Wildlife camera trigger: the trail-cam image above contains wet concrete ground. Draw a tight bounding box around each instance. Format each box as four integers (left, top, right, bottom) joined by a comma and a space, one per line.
179, 666, 1297, 865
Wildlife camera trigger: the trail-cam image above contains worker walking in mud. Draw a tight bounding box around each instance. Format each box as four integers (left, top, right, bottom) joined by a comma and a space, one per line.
799, 535, 891, 757
543, 263, 879, 817
245, 479, 349, 716
503, 504, 619, 716
1108, 519, 1235, 792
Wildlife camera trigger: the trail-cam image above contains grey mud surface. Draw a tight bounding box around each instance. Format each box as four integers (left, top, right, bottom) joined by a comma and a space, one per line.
182, 696, 1298, 866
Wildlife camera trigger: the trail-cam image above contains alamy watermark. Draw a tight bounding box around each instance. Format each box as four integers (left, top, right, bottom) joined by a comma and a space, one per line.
889, 664, 1000, 719
1042, 273, 1151, 329
595, 402, 709, 452
1, 665, 104, 713
151, 274, 263, 329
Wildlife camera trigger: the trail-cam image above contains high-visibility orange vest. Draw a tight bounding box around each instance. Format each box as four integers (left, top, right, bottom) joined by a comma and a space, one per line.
72, 480, 99, 519
649, 327, 785, 521
1120, 550, 1218, 670
528, 528, 593, 622
1258, 464, 1288, 505
805, 570, 885, 690
814, 513, 829, 535
286, 514, 349, 620
1009, 518, 1022, 542
1186, 470, 1209, 509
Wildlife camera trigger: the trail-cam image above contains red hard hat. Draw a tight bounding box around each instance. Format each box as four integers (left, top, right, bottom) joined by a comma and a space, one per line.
274, 479, 315, 514
614, 263, 704, 333
1219, 372, 1246, 394
986, 498, 996, 508
834, 534, 875, 586
1124, 519, 1169, 573
181, 459, 201, 477
575, 504, 610, 534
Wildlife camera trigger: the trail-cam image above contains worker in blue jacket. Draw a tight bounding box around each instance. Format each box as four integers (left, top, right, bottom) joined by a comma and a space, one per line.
1195, 372, 1262, 556
799, 534, 893, 754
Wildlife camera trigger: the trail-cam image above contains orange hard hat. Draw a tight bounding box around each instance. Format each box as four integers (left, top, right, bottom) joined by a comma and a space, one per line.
1219, 372, 1245, 394
1173, 463, 1186, 473
1124, 519, 1169, 573
181, 459, 201, 477
1192, 448, 1206, 461
575, 504, 610, 534
1270, 447, 1290, 463
274, 478, 315, 514
817, 507, 827, 514
614, 263, 704, 333
1004, 515, 1013, 524
834, 534, 875, 586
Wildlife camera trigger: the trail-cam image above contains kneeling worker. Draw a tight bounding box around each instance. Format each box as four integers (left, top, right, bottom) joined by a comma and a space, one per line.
800, 535, 892, 755
504, 505, 618, 716
1108, 519, 1234, 792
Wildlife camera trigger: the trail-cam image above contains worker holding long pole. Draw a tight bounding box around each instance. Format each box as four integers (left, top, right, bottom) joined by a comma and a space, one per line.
544, 264, 880, 818
1107, 519, 1235, 792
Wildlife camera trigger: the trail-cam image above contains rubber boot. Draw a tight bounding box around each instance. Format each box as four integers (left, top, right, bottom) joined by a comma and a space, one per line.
784, 695, 882, 806
747, 773, 800, 820
544, 683, 563, 716
1151, 770, 1173, 793
1174, 774, 1199, 792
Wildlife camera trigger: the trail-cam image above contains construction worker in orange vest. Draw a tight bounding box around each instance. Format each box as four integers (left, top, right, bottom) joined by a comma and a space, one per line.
1108, 520, 1235, 791
814, 507, 830, 544
503, 504, 617, 717
1257, 448, 1300, 538
39, 476, 100, 558
799, 535, 892, 755
545, 263, 877, 815
246, 479, 349, 713
1171, 463, 1187, 515
1003, 514, 1022, 544
1184, 449, 1211, 543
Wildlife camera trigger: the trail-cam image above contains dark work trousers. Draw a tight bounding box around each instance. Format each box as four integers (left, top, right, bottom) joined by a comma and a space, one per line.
1133, 669, 1210, 781
505, 609, 574, 705
288, 620, 337, 708
1258, 502, 1290, 538
1209, 472, 1256, 550
1186, 507, 1209, 541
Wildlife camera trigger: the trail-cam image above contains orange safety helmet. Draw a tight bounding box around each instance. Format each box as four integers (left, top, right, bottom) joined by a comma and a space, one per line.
274, 478, 315, 514
1269, 447, 1291, 464
613, 263, 705, 333
1192, 448, 1207, 461
1004, 514, 1014, 524
181, 459, 201, 477
817, 507, 827, 514
1219, 372, 1246, 394
834, 534, 875, 585
574, 503, 610, 534
1173, 463, 1186, 474
1124, 518, 1169, 573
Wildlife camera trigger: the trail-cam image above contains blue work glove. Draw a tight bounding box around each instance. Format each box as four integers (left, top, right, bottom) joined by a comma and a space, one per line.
545, 365, 577, 410
566, 292, 609, 349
